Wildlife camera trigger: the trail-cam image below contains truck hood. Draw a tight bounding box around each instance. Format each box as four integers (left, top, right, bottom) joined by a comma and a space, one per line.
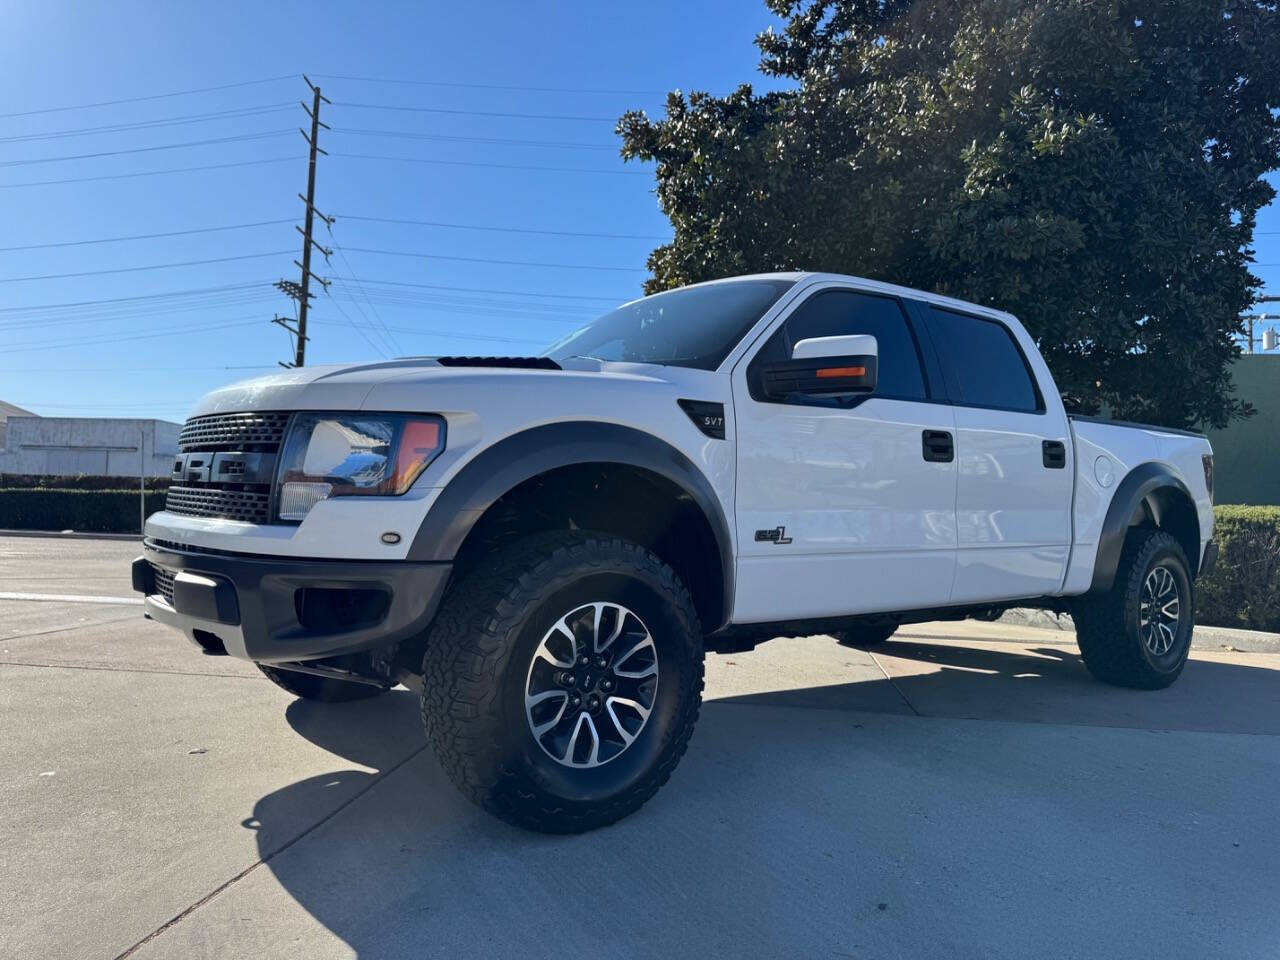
189, 356, 719, 418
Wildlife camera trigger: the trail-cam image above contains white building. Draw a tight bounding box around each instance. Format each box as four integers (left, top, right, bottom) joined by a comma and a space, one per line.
0, 411, 181, 478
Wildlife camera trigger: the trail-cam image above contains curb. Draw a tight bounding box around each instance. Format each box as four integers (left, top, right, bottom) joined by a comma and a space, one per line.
1001, 607, 1280, 653
0, 529, 142, 543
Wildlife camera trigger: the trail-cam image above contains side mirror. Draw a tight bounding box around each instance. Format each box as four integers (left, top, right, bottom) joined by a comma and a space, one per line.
761, 334, 878, 401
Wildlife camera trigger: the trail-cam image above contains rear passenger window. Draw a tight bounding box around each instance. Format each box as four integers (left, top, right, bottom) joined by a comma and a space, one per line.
750, 290, 928, 401
925, 307, 1042, 412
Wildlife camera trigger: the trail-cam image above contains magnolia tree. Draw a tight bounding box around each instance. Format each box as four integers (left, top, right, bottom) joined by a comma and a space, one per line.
618, 0, 1280, 428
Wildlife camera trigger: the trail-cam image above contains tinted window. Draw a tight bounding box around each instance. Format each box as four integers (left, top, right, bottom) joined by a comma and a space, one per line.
543, 279, 795, 371
751, 290, 927, 400
925, 307, 1041, 412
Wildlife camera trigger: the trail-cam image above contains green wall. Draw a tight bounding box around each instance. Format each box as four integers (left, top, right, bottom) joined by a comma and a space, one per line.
1205, 355, 1280, 505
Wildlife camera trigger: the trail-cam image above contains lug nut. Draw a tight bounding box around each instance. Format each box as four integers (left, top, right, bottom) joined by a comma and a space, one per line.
559, 671, 576, 686
594, 656, 608, 669
579, 656, 591, 666
601, 679, 614, 691
569, 694, 581, 708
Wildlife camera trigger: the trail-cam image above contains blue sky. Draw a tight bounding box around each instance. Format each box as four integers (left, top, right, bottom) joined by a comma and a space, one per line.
1, 1, 1278, 423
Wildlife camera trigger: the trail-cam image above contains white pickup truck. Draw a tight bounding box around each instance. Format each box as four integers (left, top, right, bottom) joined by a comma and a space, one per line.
135, 272, 1216, 833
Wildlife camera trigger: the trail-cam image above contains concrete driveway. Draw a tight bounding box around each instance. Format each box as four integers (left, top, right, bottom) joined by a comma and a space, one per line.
2, 535, 1278, 959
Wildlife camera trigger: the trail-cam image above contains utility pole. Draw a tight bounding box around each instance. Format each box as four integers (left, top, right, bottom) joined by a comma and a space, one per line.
275, 75, 332, 368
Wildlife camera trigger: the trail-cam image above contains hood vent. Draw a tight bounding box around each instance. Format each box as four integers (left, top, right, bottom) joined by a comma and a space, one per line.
436, 356, 561, 370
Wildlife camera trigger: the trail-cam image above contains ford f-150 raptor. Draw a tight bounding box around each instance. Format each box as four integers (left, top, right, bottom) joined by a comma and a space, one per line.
134, 272, 1216, 833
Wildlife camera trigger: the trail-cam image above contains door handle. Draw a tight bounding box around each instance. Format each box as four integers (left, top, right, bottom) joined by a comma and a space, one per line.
1042, 440, 1067, 469
922, 429, 954, 463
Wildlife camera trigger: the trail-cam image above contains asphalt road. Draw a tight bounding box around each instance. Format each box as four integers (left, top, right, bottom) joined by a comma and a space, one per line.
2, 535, 1278, 959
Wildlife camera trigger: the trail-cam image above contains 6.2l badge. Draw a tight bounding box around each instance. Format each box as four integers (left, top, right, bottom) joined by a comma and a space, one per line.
754, 526, 793, 545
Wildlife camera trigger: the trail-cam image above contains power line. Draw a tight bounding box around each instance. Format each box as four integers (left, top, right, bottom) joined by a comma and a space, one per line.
0, 251, 291, 284
324, 234, 404, 355
331, 127, 615, 150
0, 157, 298, 189
0, 104, 295, 144
0, 74, 297, 119
14, 399, 196, 408
336, 213, 665, 241
0, 281, 271, 314
332, 100, 617, 122
328, 288, 594, 321
342, 246, 642, 273
0, 220, 294, 253
0, 365, 276, 372
311, 318, 545, 346
324, 290, 393, 358
312, 73, 664, 96
350, 277, 626, 302
0, 293, 275, 332
330, 151, 645, 176
0, 130, 293, 168
0, 317, 263, 354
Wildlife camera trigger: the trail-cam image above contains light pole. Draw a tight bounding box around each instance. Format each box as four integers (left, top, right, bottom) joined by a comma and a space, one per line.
139, 426, 146, 538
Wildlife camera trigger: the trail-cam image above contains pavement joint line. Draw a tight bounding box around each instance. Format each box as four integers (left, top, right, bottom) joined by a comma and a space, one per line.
0, 660, 268, 681
867, 650, 922, 717
113, 742, 431, 960
704, 695, 1280, 736
1, 611, 140, 643
0, 591, 142, 605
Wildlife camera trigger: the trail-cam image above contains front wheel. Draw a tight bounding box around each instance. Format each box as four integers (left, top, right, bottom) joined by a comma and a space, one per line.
421, 531, 705, 833
1073, 530, 1193, 690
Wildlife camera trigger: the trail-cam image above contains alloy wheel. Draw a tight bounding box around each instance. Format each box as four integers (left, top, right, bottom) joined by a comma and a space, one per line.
1139, 564, 1181, 656
524, 602, 659, 768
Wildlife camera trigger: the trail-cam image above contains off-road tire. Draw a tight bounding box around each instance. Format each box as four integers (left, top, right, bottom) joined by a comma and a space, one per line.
256, 664, 388, 702
1073, 530, 1193, 690
833, 621, 898, 648
421, 531, 705, 833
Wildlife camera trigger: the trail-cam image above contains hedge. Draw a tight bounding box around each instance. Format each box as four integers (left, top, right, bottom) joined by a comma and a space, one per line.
0, 473, 170, 491
0, 489, 1276, 631
0, 489, 166, 534
1198, 505, 1280, 633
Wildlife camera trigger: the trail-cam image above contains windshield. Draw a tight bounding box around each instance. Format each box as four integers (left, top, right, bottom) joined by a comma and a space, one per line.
543, 278, 796, 371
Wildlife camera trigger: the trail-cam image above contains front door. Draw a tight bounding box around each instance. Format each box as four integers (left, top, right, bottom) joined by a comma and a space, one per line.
730, 286, 958, 624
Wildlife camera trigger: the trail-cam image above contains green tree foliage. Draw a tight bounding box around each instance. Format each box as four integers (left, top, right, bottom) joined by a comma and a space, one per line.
618, 0, 1280, 428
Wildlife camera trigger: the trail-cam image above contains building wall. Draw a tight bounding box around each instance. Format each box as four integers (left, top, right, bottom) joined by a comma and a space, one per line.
1205, 355, 1280, 506
0, 417, 181, 478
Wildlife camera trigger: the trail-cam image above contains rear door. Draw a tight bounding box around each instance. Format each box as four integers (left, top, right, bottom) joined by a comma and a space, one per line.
914, 303, 1073, 603
730, 285, 958, 623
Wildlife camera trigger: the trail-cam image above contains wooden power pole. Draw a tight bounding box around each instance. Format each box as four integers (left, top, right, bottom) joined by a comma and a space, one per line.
275, 75, 332, 368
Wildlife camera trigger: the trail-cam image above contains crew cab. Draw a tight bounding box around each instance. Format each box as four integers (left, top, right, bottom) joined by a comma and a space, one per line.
133, 272, 1216, 833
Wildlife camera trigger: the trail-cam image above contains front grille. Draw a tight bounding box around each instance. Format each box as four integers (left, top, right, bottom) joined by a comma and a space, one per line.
150, 563, 175, 606
165, 485, 272, 524
179, 412, 290, 452
170, 411, 287, 523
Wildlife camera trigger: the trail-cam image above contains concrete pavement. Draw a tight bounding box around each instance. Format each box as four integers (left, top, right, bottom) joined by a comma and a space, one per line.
2, 535, 1279, 959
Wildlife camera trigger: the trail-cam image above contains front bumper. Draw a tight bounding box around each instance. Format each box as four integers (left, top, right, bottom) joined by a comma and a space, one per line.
133, 541, 450, 664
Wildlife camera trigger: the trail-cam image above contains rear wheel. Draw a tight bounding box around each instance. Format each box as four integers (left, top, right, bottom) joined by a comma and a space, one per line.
1073, 530, 1193, 690
421, 531, 704, 833
833, 621, 897, 648
256, 664, 389, 702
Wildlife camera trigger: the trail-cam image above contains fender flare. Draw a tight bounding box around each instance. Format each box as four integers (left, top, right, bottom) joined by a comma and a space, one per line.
1089, 461, 1198, 593
407, 421, 735, 627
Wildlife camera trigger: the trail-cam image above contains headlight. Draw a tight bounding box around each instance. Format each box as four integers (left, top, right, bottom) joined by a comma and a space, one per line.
275, 413, 445, 521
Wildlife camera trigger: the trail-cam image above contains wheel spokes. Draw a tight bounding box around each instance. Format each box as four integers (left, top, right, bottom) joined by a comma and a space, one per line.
525, 600, 659, 769
613, 634, 658, 678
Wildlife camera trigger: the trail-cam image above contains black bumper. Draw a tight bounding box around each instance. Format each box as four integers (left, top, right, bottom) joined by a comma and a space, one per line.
134, 541, 450, 664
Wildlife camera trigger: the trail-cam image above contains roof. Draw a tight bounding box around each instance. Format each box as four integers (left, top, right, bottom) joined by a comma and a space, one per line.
0, 401, 36, 422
